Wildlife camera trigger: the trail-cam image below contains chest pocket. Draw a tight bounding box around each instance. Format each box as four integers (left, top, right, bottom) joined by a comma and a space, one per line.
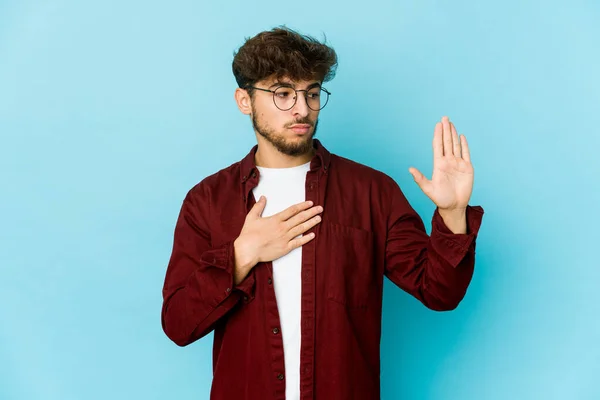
320, 221, 376, 308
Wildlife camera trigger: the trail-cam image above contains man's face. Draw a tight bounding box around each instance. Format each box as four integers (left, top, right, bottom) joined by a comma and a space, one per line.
249, 77, 321, 157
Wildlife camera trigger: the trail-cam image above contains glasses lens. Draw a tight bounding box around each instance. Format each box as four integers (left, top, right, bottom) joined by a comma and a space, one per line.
274, 87, 296, 110
273, 87, 330, 111
306, 88, 322, 111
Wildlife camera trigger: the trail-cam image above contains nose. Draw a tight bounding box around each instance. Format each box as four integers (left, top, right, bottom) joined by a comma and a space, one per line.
291, 91, 310, 117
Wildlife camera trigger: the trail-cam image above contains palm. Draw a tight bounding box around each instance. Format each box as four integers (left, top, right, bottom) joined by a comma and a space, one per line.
409, 117, 474, 210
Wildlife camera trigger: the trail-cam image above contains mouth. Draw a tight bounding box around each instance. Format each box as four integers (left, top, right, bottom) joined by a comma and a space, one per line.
289, 124, 312, 134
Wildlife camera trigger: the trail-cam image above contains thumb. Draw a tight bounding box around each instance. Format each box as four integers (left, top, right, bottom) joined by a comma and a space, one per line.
250, 195, 267, 218
408, 167, 432, 195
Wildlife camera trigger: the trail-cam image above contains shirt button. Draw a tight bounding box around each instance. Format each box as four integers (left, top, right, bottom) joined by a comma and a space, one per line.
272, 327, 280, 334
277, 373, 284, 380
268, 278, 272, 285
252, 171, 257, 178
243, 296, 248, 302
225, 288, 231, 293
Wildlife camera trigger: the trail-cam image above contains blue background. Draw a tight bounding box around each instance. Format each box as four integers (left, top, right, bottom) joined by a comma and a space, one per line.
1, 0, 599, 399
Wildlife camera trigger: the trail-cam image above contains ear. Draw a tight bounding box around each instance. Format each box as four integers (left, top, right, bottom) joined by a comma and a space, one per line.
235, 88, 252, 115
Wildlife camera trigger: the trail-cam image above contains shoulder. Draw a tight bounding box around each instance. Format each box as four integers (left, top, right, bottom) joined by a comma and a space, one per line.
187, 160, 241, 200
330, 153, 398, 189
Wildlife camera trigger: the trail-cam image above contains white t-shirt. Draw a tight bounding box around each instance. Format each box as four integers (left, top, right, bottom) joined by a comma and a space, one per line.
252, 160, 310, 400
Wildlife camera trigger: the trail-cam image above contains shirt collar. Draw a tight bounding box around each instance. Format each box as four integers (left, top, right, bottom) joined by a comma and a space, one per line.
239, 138, 331, 183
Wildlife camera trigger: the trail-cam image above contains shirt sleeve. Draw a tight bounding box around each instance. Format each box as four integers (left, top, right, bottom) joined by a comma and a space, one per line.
384, 179, 484, 311
161, 185, 255, 346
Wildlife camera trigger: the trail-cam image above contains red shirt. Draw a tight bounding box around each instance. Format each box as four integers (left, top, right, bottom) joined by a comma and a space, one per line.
161, 139, 484, 399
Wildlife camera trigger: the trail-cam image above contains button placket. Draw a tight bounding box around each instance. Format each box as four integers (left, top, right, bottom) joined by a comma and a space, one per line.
298, 171, 319, 397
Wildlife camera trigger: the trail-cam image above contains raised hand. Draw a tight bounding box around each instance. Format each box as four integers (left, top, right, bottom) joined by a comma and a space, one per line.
408, 116, 474, 212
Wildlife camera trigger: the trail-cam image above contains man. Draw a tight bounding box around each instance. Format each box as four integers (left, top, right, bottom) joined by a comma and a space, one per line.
161, 26, 484, 400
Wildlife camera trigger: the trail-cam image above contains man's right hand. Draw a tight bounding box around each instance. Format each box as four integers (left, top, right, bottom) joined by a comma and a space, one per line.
233, 196, 323, 285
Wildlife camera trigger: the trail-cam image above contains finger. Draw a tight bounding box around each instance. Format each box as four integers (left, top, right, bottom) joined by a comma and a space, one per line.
287, 214, 322, 239
287, 232, 315, 251
277, 200, 313, 221
284, 205, 323, 230
432, 122, 443, 160
249, 195, 267, 218
442, 116, 453, 156
408, 167, 433, 196
461, 135, 471, 163
450, 122, 461, 158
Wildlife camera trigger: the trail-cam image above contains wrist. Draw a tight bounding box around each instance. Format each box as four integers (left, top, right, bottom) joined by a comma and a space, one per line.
233, 236, 257, 273
437, 207, 467, 234
438, 206, 466, 218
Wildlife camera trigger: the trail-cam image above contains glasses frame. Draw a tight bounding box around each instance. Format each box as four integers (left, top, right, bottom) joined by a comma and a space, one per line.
245, 85, 331, 111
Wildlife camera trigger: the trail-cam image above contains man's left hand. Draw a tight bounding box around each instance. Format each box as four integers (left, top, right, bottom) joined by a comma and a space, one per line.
408, 116, 474, 213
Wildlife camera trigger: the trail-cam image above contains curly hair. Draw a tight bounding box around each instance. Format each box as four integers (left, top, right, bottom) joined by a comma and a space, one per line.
232, 26, 338, 93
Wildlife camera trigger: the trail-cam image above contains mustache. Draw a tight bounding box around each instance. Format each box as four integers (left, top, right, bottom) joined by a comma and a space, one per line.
285, 118, 314, 128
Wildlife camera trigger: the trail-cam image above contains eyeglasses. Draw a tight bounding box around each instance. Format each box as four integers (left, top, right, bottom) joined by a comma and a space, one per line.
245, 85, 331, 111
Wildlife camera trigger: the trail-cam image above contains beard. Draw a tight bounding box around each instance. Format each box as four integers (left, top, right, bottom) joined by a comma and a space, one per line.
251, 105, 318, 157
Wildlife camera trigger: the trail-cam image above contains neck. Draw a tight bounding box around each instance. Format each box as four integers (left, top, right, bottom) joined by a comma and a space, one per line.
254, 139, 315, 168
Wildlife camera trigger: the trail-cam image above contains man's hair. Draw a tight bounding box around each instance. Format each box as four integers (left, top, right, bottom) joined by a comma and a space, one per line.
232, 26, 338, 92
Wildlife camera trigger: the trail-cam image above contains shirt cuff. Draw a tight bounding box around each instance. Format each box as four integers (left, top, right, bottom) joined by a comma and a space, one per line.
430, 205, 484, 268
199, 240, 256, 301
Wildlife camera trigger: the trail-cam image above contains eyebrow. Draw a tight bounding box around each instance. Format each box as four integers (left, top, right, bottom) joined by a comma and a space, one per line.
269, 81, 322, 90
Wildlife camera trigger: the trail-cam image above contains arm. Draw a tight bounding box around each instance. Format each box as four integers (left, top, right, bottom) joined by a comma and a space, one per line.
384, 181, 484, 311
389, 116, 484, 310
161, 186, 255, 347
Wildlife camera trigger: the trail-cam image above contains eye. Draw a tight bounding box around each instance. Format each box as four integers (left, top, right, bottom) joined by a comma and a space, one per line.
275, 88, 294, 98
